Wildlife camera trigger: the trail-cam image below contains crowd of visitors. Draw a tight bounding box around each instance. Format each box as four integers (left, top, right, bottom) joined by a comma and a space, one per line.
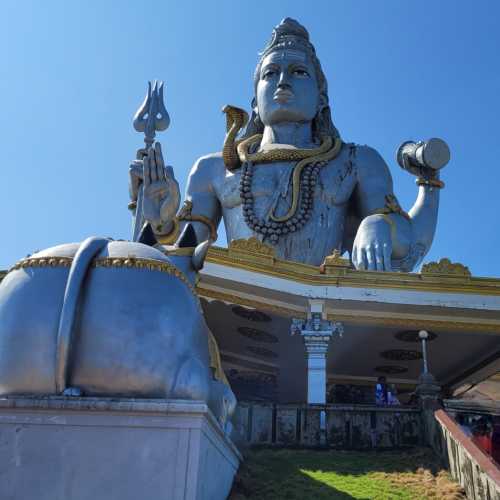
456, 413, 500, 465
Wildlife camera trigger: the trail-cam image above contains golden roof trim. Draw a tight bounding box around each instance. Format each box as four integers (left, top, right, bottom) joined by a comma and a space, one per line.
196, 286, 500, 334
228, 237, 276, 261
421, 258, 471, 276
206, 243, 500, 296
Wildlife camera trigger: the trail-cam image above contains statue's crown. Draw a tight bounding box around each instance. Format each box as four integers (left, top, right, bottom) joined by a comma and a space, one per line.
261, 18, 316, 58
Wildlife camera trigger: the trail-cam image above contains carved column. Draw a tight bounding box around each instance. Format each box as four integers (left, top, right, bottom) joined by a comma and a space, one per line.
291, 300, 343, 405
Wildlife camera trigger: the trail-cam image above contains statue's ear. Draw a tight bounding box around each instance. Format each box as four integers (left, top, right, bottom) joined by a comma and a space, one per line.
251, 97, 257, 113
318, 94, 328, 113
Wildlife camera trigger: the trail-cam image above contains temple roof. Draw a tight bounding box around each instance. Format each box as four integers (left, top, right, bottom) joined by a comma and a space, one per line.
196, 240, 500, 402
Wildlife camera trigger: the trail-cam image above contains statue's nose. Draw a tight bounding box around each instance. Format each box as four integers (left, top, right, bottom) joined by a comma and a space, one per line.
277, 71, 291, 88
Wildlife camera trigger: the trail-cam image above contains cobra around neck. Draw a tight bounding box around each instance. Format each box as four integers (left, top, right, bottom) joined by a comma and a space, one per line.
260, 122, 315, 149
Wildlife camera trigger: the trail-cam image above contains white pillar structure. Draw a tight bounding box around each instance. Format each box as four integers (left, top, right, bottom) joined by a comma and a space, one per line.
291, 300, 343, 405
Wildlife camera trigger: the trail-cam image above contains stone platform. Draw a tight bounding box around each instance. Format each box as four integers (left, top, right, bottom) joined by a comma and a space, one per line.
0, 397, 241, 500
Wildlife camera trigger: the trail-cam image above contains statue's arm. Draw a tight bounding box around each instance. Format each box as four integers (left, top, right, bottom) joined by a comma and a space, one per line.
129, 144, 222, 245
178, 154, 223, 245
352, 145, 412, 271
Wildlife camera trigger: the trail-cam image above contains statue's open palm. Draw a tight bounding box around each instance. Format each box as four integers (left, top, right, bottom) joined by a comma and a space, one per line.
140, 143, 180, 231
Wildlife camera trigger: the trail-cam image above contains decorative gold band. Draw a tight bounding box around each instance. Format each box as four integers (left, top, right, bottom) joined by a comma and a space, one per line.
155, 218, 180, 245
9, 257, 73, 271
416, 177, 445, 189
178, 214, 218, 241
176, 200, 218, 241
371, 194, 410, 221
153, 201, 218, 246
9, 256, 197, 298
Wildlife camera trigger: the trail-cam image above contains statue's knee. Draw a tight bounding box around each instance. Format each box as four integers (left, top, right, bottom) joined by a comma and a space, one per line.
171, 357, 210, 401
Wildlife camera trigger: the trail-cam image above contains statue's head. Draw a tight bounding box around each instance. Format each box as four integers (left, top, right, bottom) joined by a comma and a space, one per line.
244, 18, 339, 140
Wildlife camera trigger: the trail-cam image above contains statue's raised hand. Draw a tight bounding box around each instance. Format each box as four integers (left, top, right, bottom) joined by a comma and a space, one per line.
130, 142, 180, 234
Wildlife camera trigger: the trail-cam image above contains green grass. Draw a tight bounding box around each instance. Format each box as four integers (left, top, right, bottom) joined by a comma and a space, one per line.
229, 447, 464, 500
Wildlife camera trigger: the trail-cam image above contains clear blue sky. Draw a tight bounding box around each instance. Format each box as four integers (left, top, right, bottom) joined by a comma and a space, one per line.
1, 0, 499, 277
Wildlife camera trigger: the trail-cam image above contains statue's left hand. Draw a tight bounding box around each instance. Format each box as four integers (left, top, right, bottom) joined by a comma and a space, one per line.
352, 215, 392, 271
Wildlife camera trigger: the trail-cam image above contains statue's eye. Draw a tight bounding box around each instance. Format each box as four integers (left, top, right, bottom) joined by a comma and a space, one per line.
293, 69, 310, 77
262, 69, 276, 79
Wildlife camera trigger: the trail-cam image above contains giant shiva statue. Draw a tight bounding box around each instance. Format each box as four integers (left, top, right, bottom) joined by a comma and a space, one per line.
0, 18, 449, 431
129, 18, 449, 272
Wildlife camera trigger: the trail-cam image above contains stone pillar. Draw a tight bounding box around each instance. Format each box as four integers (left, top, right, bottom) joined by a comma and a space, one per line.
303, 334, 331, 404
291, 300, 344, 405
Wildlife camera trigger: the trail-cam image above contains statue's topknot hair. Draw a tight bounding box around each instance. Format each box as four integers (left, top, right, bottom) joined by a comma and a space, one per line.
260, 18, 316, 59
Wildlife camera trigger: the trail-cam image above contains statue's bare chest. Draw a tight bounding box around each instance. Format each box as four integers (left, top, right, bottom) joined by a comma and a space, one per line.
217, 155, 357, 211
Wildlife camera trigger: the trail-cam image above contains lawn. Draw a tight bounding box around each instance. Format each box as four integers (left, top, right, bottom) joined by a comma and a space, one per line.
229, 447, 464, 500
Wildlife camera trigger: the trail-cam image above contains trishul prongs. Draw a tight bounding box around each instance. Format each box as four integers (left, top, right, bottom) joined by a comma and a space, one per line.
133, 80, 170, 148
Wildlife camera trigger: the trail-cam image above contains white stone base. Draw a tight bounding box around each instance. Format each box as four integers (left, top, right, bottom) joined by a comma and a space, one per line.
0, 397, 241, 500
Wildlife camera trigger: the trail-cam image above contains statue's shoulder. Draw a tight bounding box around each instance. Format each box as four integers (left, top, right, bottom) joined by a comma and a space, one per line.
344, 143, 384, 164
346, 143, 391, 179
190, 152, 225, 173
187, 152, 226, 184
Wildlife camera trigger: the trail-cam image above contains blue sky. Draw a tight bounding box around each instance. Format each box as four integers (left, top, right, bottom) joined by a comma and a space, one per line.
1, 0, 499, 277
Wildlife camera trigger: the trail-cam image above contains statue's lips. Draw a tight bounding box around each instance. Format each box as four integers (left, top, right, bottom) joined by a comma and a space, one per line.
273, 90, 294, 103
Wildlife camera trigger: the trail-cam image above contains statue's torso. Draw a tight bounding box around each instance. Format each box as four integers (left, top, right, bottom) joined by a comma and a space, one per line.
212, 144, 358, 266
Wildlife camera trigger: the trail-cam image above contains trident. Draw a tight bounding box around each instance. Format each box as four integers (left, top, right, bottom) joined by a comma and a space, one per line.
131, 80, 170, 240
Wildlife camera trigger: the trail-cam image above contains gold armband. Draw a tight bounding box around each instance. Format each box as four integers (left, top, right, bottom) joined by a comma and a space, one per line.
155, 218, 180, 245
416, 177, 445, 189
156, 201, 218, 245
371, 194, 410, 221
176, 200, 218, 241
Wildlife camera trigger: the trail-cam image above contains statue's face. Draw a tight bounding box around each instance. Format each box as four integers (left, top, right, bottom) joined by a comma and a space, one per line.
256, 49, 319, 126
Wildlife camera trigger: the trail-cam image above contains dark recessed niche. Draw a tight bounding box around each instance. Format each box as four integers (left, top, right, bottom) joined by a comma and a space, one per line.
232, 305, 272, 323
245, 345, 278, 359
237, 326, 278, 343
380, 349, 423, 361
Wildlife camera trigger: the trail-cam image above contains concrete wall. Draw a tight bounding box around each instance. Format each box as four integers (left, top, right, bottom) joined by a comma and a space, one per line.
431, 409, 500, 500
0, 397, 241, 500
233, 402, 421, 449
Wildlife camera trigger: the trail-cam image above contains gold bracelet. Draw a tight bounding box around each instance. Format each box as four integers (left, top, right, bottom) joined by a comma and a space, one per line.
155, 218, 180, 245
177, 200, 218, 241
416, 177, 445, 189
371, 194, 410, 221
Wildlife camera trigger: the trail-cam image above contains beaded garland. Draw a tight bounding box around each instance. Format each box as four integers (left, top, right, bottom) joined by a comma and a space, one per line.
240, 160, 327, 244
238, 135, 342, 244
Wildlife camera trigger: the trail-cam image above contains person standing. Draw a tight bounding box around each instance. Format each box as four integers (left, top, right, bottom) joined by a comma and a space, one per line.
375, 376, 388, 405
